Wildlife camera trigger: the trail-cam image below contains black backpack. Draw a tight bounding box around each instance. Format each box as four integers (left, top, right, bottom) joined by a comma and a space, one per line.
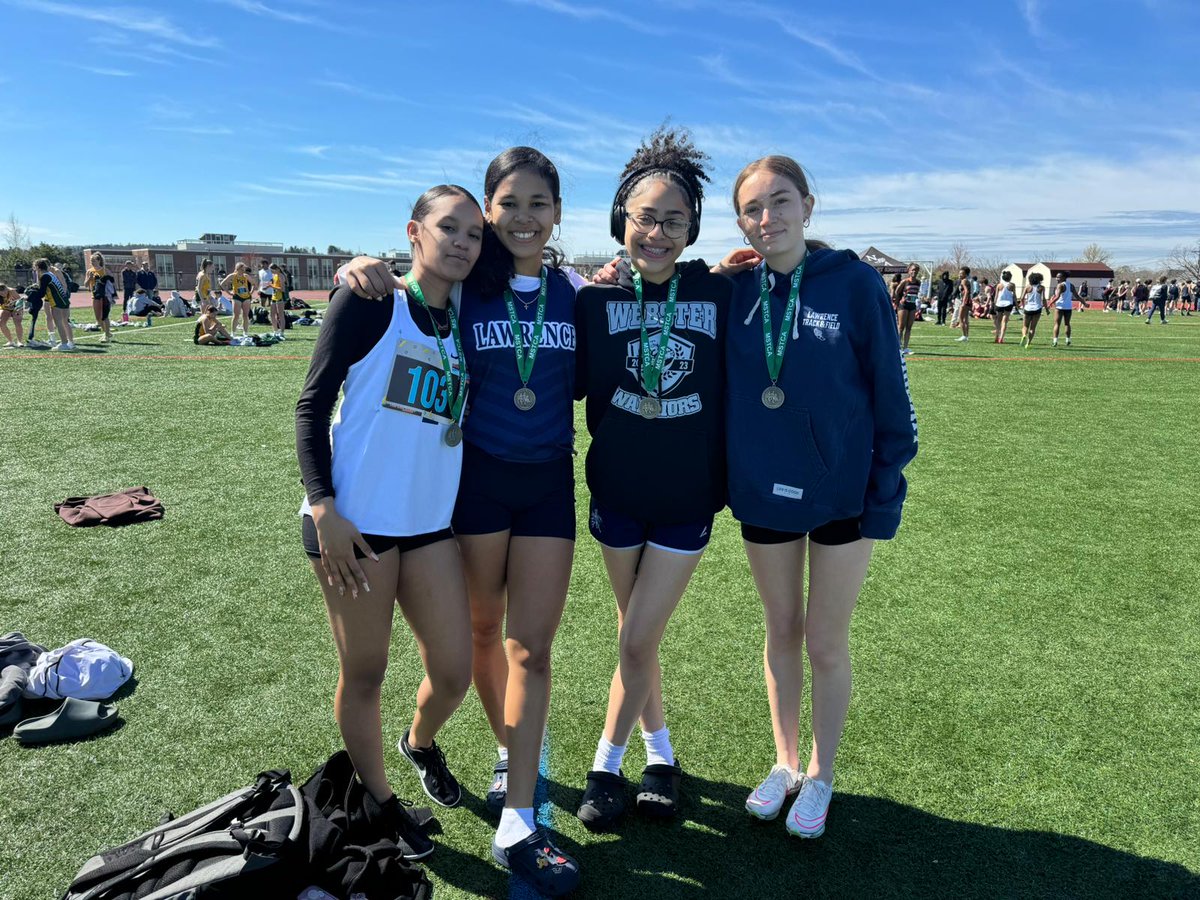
62, 770, 308, 899
62, 760, 432, 900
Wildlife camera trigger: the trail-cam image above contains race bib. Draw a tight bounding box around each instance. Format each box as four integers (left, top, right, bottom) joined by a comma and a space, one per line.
382, 339, 461, 423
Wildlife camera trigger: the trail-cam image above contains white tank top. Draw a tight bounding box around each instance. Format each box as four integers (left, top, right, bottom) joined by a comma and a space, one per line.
1024, 286, 1044, 312
996, 285, 1015, 307
1056, 281, 1074, 310
300, 288, 464, 535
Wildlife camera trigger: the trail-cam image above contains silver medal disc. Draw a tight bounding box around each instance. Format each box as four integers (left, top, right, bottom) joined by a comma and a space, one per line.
444, 423, 463, 447
638, 396, 662, 419
514, 387, 537, 411
762, 385, 786, 409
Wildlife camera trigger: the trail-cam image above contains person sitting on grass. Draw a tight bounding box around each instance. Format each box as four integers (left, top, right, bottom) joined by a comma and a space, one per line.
0, 283, 25, 348
193, 305, 231, 345
129, 288, 164, 319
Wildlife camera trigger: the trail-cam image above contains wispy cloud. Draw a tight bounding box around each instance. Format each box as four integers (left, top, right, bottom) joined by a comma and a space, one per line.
292, 145, 332, 158
8, 0, 219, 48
503, 0, 670, 35
310, 77, 411, 104
68, 64, 134, 77
143, 43, 223, 66
235, 182, 305, 196
209, 0, 359, 34
1017, 0, 1049, 43
151, 124, 234, 135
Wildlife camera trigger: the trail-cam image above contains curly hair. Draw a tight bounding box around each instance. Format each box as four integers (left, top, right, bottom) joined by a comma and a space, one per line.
615, 125, 711, 211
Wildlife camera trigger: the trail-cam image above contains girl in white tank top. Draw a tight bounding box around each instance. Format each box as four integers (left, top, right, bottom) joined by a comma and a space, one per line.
295, 185, 485, 826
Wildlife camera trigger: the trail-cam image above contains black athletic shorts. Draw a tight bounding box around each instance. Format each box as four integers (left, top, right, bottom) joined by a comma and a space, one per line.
452, 442, 575, 540
900, 301, 917, 312
1056, 308, 1073, 323
301, 514, 453, 560
741, 517, 862, 546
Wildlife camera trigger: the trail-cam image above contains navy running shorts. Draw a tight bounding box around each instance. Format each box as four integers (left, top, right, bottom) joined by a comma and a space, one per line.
301, 514, 453, 560
588, 499, 713, 555
452, 442, 576, 540
740, 517, 862, 547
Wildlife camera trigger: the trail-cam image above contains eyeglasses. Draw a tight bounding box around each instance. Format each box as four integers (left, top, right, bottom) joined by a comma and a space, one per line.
626, 212, 691, 240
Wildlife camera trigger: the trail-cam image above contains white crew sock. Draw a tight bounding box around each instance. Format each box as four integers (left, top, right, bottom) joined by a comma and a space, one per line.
497, 745, 509, 763
642, 726, 675, 767
496, 806, 536, 848
592, 736, 626, 775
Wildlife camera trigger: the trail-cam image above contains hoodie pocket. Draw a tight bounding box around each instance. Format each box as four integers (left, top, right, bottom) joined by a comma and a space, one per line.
727, 392, 829, 513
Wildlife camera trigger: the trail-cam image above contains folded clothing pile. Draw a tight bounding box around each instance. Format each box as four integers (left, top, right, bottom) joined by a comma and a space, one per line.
1, 632, 134, 745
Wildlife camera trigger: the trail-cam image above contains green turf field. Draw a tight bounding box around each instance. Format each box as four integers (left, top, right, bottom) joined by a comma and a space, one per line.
1, 309, 1197, 899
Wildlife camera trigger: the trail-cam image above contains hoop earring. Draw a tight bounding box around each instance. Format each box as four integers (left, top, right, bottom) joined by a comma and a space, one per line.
551, 225, 561, 242
803, 217, 811, 228
742, 235, 751, 246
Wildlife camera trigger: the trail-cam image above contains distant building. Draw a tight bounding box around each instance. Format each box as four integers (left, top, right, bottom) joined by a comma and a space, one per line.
84, 233, 365, 292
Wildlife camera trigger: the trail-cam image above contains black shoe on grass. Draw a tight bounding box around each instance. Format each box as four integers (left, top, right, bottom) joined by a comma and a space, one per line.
636, 761, 683, 818
493, 828, 581, 896
576, 769, 627, 831
380, 795, 435, 861
399, 728, 462, 808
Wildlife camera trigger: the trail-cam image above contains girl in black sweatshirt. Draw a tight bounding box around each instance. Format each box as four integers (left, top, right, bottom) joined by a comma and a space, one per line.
574, 127, 731, 831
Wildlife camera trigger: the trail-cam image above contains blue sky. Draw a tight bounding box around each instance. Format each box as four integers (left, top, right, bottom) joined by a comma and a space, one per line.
2, 0, 1198, 268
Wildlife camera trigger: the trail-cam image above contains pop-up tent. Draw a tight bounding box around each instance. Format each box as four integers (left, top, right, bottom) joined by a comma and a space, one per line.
860, 247, 909, 274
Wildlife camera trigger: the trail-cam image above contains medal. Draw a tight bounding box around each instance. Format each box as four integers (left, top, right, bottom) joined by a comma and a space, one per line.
759, 259, 805, 410
514, 387, 537, 411
504, 269, 547, 411
404, 273, 468, 435
761, 385, 785, 409
631, 267, 680, 424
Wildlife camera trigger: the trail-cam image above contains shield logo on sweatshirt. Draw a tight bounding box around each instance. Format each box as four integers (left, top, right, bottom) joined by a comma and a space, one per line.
625, 334, 696, 394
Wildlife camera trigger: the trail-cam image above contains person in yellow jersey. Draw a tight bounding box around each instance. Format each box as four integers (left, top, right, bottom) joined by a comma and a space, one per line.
269, 263, 287, 339
221, 262, 255, 335
195, 259, 220, 314
84, 252, 116, 343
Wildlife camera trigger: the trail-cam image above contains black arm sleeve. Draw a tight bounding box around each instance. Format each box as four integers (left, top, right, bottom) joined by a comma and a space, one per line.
295, 286, 395, 504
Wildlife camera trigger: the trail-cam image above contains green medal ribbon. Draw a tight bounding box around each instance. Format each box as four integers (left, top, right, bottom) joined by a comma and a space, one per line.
503, 267, 548, 387
760, 260, 805, 384
631, 267, 681, 396
404, 273, 468, 423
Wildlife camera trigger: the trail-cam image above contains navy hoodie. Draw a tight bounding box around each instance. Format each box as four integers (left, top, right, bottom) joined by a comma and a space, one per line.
726, 249, 917, 539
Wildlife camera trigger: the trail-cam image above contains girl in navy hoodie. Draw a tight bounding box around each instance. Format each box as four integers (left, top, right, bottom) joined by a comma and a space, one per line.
724, 156, 917, 838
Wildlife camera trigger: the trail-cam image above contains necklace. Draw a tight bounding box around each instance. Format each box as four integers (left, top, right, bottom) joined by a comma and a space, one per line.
511, 287, 538, 309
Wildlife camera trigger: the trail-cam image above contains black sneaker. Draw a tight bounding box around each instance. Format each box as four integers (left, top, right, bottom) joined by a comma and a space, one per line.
399, 728, 462, 808
492, 828, 581, 897
636, 760, 683, 818
576, 769, 627, 831
380, 795, 435, 860
486, 758, 508, 816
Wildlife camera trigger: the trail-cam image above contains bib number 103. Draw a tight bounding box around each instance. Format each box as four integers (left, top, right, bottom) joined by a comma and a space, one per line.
383, 339, 458, 419
406, 364, 450, 414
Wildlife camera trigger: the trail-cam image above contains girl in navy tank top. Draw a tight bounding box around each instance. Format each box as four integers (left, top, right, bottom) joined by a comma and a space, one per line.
338, 149, 582, 895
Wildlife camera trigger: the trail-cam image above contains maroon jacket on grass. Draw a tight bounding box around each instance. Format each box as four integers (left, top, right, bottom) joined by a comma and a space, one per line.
55, 487, 164, 527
